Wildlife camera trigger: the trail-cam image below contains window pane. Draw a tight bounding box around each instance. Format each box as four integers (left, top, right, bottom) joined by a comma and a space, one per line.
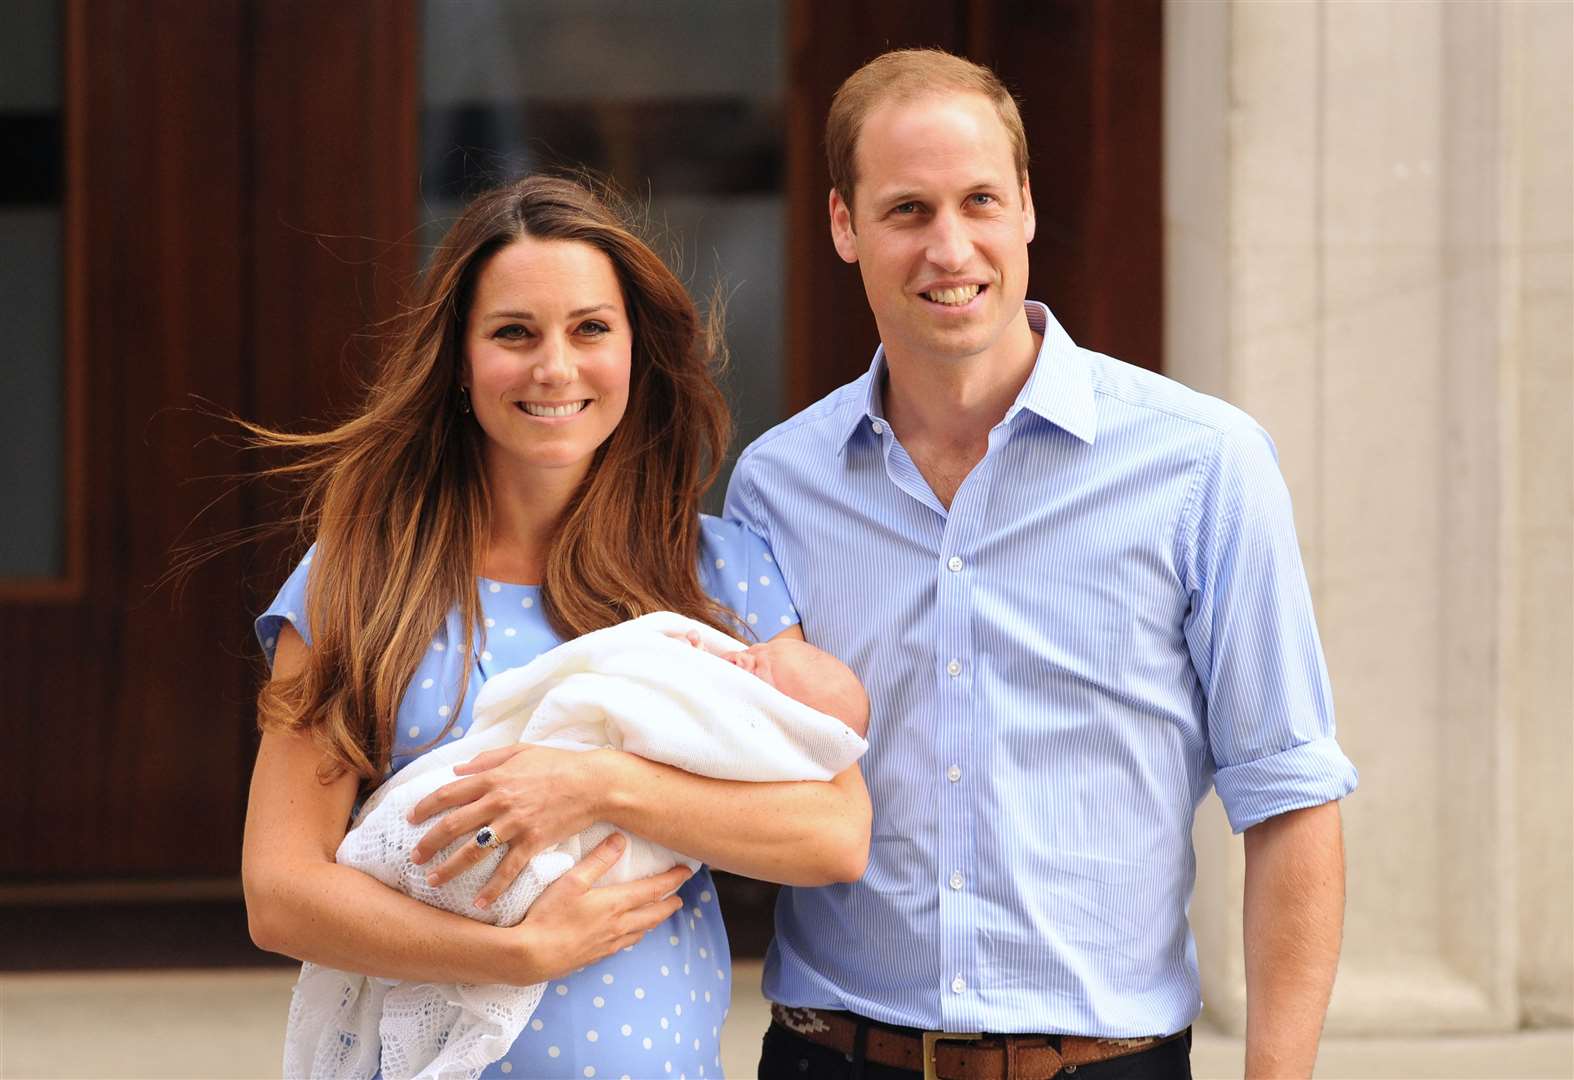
421, 0, 786, 502
0, 0, 64, 578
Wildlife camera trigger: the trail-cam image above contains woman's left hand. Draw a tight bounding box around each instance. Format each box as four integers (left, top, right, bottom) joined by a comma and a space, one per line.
408, 744, 613, 908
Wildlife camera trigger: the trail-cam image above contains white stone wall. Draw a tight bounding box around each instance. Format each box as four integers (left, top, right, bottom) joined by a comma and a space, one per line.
1165, 0, 1572, 1035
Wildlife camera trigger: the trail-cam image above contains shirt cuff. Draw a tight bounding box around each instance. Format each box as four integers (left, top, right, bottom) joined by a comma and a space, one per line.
1214, 735, 1358, 833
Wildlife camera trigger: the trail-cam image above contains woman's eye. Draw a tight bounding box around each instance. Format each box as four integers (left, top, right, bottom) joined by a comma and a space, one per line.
579, 320, 611, 337
493, 324, 529, 340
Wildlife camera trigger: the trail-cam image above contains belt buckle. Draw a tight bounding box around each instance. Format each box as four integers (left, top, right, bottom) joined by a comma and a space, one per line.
921, 1030, 983, 1080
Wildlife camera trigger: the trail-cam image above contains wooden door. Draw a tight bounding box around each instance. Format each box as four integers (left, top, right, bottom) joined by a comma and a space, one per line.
0, 0, 417, 885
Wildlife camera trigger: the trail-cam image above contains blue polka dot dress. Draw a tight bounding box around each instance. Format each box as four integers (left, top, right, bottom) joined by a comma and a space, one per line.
256, 516, 800, 1079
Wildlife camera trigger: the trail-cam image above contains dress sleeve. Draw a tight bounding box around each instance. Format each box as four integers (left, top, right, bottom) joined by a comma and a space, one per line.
697, 515, 800, 641
255, 544, 317, 668
1180, 424, 1358, 833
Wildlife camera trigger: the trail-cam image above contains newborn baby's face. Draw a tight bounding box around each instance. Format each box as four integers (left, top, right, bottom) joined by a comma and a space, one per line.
672, 627, 867, 736
673, 630, 800, 696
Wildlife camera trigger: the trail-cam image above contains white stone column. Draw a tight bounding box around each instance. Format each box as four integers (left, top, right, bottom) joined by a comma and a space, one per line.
1510, 0, 1574, 1029
1164, 0, 1572, 1036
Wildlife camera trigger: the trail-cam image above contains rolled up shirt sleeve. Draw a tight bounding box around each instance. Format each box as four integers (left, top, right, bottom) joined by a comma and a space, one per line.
1181, 423, 1358, 833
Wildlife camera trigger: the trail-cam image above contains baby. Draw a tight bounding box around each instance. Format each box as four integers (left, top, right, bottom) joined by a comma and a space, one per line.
286, 612, 868, 1080
675, 628, 869, 737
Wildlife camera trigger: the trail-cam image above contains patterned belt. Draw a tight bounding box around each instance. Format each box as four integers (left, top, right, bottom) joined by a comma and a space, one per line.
770, 1003, 1187, 1080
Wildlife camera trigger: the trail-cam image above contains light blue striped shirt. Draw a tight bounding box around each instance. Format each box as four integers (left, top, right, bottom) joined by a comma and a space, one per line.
725, 301, 1357, 1038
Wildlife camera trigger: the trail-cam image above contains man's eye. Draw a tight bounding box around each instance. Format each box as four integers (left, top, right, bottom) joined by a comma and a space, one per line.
969, 193, 996, 207
892, 202, 919, 215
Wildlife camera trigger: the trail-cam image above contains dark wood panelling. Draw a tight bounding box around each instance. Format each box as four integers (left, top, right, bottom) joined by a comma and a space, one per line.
1, 899, 291, 971
987, 0, 1164, 371
0, 1, 251, 879
249, 3, 419, 432
784, 1, 967, 411
0, 0, 418, 884
245, 3, 420, 626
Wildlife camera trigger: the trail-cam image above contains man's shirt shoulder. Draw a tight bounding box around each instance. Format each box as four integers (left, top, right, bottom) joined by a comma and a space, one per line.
1083, 348, 1263, 446
735, 373, 870, 466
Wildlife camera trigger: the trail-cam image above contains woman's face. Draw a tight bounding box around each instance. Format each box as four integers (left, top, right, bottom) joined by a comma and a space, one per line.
463, 236, 632, 489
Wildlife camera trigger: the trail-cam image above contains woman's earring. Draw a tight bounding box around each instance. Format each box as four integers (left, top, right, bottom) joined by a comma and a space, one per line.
458, 386, 472, 415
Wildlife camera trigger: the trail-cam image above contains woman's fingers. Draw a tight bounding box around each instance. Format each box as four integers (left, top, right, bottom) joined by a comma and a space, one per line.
408, 773, 490, 828
477, 839, 692, 916
451, 744, 527, 776
472, 840, 535, 910
410, 802, 486, 866
618, 889, 687, 939
625, 863, 694, 906
512, 844, 692, 981
565, 833, 628, 887
425, 824, 506, 885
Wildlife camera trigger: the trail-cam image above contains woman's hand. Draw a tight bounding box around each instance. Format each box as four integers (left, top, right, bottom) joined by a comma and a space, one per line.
408, 743, 613, 906
506, 833, 692, 984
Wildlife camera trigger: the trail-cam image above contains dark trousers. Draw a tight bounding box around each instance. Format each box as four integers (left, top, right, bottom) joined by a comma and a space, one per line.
759, 1021, 1192, 1080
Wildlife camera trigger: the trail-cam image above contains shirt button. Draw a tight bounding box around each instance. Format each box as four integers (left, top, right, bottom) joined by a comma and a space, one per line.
946, 765, 962, 783
870, 419, 885, 435
948, 870, 964, 890
946, 659, 962, 677
947, 555, 964, 572
951, 976, 966, 994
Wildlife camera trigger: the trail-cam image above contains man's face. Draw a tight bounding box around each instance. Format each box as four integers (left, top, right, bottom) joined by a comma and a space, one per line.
830, 91, 1034, 368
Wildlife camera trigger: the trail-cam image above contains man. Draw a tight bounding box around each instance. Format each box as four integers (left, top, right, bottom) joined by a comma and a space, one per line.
725, 49, 1357, 1079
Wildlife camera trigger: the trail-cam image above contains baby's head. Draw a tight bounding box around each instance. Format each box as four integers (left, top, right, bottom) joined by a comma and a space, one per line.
724, 638, 869, 738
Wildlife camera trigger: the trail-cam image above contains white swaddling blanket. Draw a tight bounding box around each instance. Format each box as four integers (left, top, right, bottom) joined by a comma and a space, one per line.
283, 611, 868, 1080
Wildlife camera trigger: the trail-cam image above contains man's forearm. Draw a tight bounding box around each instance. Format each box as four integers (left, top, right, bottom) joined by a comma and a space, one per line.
1241, 800, 1345, 1079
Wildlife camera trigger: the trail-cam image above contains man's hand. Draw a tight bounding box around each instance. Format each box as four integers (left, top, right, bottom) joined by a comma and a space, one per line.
1242, 800, 1345, 1079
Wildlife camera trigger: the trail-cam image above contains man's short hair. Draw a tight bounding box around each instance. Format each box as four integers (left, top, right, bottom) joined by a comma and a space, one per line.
826, 48, 1029, 210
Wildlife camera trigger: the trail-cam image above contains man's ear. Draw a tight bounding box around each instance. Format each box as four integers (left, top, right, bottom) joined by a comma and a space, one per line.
829, 187, 859, 264
1020, 176, 1036, 245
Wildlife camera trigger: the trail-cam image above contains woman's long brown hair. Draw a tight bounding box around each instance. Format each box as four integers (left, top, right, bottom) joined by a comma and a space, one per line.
248, 176, 735, 783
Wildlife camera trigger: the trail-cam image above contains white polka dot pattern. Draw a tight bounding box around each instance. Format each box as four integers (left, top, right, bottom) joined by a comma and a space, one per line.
253, 519, 785, 1075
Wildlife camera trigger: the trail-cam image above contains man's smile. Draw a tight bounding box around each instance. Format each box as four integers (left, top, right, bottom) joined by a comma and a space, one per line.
919, 283, 987, 307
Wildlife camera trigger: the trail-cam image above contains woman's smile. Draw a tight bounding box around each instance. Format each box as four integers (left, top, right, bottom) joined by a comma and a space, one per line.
516, 399, 591, 419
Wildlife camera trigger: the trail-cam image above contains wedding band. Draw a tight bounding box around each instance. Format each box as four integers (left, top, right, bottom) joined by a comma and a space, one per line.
475, 825, 504, 850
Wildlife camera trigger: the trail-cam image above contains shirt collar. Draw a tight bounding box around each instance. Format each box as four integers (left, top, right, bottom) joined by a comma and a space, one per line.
1006, 301, 1097, 443
836, 300, 1098, 451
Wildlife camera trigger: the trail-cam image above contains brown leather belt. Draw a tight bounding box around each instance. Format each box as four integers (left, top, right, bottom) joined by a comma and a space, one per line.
770, 1004, 1187, 1080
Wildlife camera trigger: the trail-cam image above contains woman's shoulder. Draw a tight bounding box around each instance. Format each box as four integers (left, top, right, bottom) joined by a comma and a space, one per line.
695, 515, 798, 636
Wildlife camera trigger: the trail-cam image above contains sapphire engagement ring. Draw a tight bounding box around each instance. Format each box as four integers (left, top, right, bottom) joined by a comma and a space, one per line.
474, 825, 504, 850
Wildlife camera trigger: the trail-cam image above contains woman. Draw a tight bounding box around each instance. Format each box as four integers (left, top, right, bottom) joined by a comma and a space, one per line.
242, 175, 870, 1079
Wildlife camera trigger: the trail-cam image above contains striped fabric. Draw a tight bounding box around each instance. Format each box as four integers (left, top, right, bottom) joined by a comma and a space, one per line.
725, 301, 1357, 1038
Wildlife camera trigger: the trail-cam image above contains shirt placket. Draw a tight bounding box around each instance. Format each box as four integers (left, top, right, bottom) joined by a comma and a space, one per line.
932, 424, 1008, 1030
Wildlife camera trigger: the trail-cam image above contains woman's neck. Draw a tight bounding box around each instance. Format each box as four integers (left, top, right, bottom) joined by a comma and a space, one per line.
480, 451, 587, 584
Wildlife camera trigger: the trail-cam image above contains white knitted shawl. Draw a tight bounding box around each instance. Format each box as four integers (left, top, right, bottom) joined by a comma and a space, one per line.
282, 611, 868, 1080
